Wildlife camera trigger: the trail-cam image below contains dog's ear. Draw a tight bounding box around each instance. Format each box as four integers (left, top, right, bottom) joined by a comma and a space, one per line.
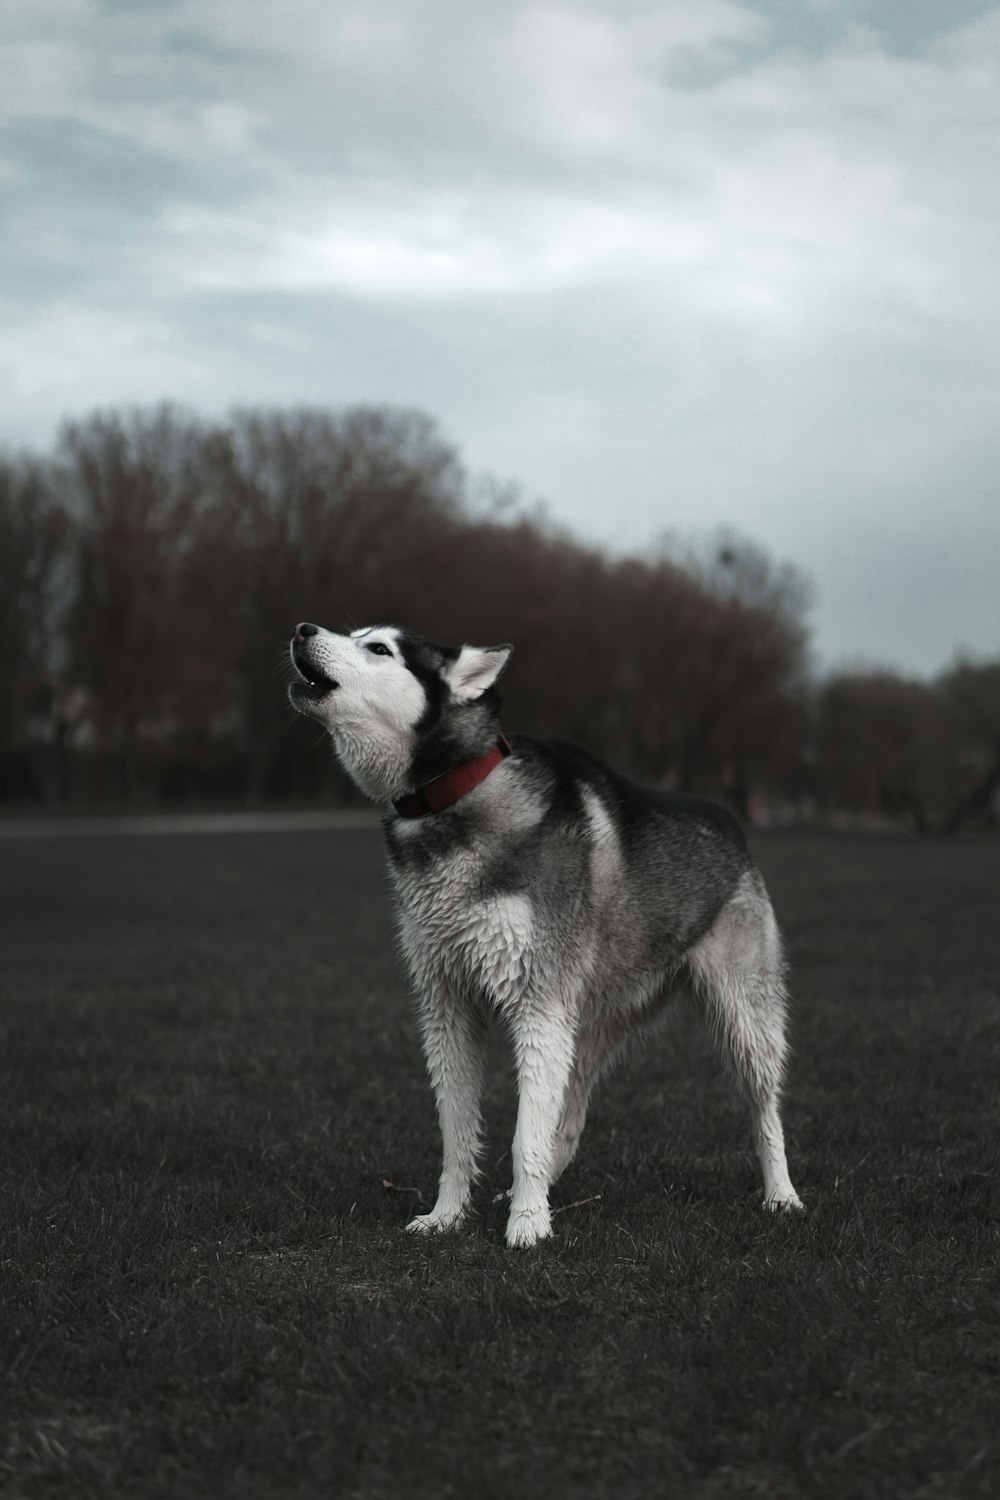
446, 644, 512, 702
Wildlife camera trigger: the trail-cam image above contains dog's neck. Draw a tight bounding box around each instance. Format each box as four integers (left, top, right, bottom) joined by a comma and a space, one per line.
333, 725, 415, 804
393, 735, 512, 819
333, 722, 507, 807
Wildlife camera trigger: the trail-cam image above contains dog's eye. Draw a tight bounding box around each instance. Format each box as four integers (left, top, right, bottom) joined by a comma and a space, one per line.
366, 642, 392, 657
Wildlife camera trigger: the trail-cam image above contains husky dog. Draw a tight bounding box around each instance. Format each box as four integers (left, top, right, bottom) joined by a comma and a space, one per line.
288, 621, 803, 1248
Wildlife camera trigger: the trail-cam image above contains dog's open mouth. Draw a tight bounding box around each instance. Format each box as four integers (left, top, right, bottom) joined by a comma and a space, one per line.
291, 647, 339, 697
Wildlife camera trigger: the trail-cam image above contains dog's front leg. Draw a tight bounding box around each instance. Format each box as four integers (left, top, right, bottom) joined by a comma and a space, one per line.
407, 986, 487, 1236
507, 1000, 576, 1248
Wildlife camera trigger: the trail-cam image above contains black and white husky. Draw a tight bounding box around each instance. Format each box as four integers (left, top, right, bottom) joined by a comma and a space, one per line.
288, 621, 803, 1248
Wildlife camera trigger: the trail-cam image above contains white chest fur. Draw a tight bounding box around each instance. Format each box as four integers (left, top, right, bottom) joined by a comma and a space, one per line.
390, 846, 535, 1014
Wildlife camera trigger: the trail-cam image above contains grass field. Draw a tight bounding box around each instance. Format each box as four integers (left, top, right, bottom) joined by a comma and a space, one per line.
2, 826, 998, 1498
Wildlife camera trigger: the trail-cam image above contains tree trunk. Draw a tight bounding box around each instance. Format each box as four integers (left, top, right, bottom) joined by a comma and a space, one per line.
943, 750, 1000, 834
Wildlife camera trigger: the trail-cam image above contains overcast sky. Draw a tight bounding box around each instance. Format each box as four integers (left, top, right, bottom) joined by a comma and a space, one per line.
2, 0, 998, 675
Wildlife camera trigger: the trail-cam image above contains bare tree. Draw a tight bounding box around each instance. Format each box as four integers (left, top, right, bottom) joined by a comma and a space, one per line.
2, 403, 825, 813
216, 406, 465, 800
59, 406, 216, 798
939, 656, 1000, 830
0, 456, 66, 795
651, 531, 812, 804
816, 670, 957, 830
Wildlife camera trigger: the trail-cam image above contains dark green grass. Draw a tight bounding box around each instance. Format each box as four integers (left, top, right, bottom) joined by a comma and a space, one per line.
2, 829, 998, 1498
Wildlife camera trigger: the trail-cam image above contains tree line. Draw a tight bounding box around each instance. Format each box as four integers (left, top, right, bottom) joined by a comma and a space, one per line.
0, 403, 997, 829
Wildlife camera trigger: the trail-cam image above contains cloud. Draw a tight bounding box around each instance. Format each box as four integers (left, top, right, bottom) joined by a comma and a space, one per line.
1, 0, 999, 672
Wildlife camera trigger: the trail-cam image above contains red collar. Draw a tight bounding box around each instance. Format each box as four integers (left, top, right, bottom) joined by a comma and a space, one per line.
393, 733, 513, 820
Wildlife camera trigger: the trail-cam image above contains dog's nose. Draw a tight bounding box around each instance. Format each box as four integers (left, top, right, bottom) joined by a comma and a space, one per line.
294, 622, 319, 641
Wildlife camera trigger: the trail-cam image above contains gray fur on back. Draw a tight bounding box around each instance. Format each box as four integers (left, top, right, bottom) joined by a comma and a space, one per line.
386, 732, 752, 1019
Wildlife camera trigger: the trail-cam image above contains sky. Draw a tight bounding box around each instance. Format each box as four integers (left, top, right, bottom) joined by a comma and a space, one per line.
2, 0, 999, 676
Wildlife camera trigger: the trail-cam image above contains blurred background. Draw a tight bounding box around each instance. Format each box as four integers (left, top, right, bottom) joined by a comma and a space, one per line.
2, 1, 998, 829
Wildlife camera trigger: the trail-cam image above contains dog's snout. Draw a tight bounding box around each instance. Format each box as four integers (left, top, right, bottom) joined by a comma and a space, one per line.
294, 622, 320, 641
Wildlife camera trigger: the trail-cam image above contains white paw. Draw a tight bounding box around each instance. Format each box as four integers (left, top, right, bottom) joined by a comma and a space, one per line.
406, 1205, 466, 1235
505, 1206, 552, 1248
763, 1189, 805, 1214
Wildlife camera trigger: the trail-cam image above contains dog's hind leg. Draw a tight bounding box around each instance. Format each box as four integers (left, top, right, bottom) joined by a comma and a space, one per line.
688, 871, 804, 1213
548, 1015, 629, 1184
407, 986, 488, 1235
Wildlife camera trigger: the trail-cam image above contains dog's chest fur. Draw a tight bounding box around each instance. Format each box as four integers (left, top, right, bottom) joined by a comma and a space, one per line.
388, 832, 537, 1012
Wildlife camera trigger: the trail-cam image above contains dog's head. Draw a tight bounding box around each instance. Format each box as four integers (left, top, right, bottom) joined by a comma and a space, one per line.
288, 623, 511, 803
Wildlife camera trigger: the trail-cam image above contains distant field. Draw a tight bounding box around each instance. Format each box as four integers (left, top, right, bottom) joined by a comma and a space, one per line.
2, 827, 998, 1499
